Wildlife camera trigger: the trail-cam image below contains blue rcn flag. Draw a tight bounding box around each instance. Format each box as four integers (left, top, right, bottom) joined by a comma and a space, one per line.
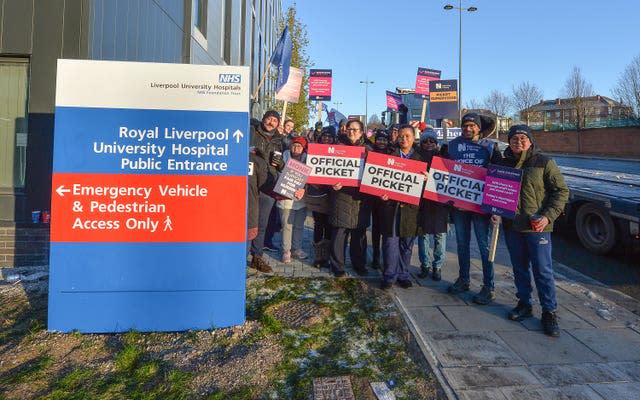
270, 26, 293, 92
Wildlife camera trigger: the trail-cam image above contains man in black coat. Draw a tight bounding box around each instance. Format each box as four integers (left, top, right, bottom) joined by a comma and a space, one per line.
416, 128, 450, 281
328, 120, 372, 277
249, 110, 285, 273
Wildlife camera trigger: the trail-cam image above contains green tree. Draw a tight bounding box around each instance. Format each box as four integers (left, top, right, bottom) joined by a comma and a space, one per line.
272, 5, 312, 132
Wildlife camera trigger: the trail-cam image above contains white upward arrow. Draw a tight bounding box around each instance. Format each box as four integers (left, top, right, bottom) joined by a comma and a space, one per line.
56, 185, 71, 197
233, 129, 244, 144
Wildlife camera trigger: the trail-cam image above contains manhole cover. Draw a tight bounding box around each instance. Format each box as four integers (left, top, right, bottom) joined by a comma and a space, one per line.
313, 376, 355, 400
271, 301, 328, 328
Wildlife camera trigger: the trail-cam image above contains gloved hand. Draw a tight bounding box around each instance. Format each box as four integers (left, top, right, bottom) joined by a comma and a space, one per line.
270, 150, 284, 170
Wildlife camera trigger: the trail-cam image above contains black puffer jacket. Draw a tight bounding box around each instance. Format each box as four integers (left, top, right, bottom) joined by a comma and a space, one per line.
379, 149, 423, 238
248, 153, 272, 231
328, 135, 372, 230
417, 147, 450, 234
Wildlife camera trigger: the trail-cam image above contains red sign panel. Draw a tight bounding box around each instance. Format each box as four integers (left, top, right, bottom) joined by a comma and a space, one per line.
423, 156, 487, 213
51, 173, 246, 242
309, 69, 332, 101
359, 152, 427, 205
415, 68, 441, 98
305, 143, 365, 187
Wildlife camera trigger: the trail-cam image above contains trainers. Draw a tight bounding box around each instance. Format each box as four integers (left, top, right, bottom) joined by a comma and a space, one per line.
473, 286, 496, 305
541, 311, 560, 337
282, 251, 291, 264
508, 300, 533, 321
250, 255, 273, 273
292, 249, 308, 260
380, 281, 393, 290
447, 278, 470, 294
417, 266, 431, 279
432, 268, 442, 281
397, 279, 413, 289
332, 268, 346, 278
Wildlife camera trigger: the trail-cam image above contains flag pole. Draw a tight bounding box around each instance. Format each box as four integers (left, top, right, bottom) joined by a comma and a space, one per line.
317, 101, 323, 123
488, 216, 501, 262
252, 60, 273, 103
420, 98, 427, 122
281, 100, 289, 123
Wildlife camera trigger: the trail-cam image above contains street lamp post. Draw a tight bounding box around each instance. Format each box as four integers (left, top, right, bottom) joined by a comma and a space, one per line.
444, 1, 477, 120
359, 79, 374, 131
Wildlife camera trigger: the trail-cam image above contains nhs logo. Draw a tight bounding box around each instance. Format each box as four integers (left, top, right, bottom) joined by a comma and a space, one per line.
219, 74, 242, 83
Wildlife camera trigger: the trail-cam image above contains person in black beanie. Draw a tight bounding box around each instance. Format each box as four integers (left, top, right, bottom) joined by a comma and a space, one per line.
249, 110, 285, 273
369, 129, 391, 270
447, 112, 502, 304
494, 124, 568, 337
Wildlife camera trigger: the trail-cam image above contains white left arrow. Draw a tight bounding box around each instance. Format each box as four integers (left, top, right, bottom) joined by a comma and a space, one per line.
56, 185, 71, 197
233, 129, 244, 144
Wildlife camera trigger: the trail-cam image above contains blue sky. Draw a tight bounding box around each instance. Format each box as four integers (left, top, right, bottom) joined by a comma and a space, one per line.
283, 0, 639, 120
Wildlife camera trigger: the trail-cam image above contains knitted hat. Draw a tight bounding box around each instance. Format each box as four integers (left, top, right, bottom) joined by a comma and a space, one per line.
461, 112, 482, 130
507, 124, 534, 144
291, 135, 308, 151
420, 128, 438, 143
375, 129, 389, 140
262, 110, 281, 124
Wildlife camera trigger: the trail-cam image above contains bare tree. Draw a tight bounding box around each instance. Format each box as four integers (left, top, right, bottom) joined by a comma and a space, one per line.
613, 54, 640, 117
511, 81, 543, 125
464, 98, 482, 110
368, 114, 381, 126
483, 90, 512, 116
562, 66, 594, 130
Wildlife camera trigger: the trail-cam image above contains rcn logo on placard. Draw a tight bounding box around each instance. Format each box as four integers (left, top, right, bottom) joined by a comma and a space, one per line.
453, 164, 463, 172
328, 147, 335, 154
387, 158, 395, 166
219, 74, 242, 83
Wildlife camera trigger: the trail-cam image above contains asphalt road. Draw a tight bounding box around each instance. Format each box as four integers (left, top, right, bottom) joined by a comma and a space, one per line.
548, 154, 640, 301
553, 229, 640, 301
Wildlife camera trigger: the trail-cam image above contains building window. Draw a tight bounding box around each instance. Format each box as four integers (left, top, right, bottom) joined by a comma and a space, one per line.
0, 58, 29, 189
195, 0, 208, 38
224, 0, 232, 64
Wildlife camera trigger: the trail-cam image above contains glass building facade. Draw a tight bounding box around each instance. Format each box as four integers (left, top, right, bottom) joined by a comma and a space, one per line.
0, 0, 282, 223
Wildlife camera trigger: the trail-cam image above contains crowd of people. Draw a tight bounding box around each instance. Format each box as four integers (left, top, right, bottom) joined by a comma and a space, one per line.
248, 110, 569, 337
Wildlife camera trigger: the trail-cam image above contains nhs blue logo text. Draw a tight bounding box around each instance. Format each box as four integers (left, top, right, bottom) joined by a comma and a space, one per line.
219, 74, 242, 83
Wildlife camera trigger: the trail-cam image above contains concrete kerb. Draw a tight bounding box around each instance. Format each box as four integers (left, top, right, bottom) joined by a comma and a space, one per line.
391, 291, 458, 400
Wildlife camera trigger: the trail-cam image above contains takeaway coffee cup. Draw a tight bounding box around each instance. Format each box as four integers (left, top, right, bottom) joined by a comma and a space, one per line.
529, 213, 542, 230
31, 210, 41, 223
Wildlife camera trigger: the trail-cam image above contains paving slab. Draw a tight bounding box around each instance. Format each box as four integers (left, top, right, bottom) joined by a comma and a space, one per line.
403, 306, 456, 332
439, 305, 526, 332
520, 305, 596, 331
426, 331, 525, 367
589, 382, 640, 399
393, 286, 467, 307
530, 362, 630, 386
568, 328, 640, 362
608, 361, 640, 381
442, 365, 540, 390
501, 384, 604, 400
496, 330, 604, 364
456, 388, 508, 400
561, 295, 640, 329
